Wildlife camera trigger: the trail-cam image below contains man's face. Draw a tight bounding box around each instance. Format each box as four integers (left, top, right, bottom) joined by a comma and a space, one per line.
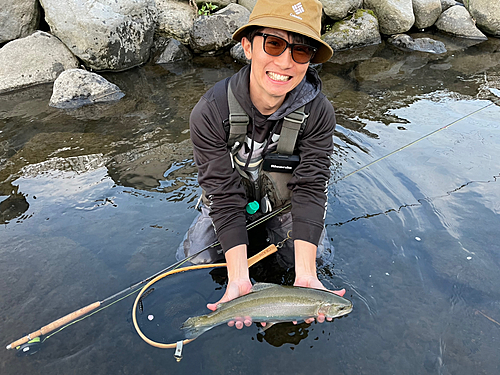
241, 28, 310, 113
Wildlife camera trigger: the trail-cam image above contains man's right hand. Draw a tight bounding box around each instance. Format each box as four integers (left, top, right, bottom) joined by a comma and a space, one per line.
206, 244, 252, 329
207, 278, 253, 329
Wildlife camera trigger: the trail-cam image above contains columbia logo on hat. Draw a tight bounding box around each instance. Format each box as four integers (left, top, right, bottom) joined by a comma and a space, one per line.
291, 2, 305, 19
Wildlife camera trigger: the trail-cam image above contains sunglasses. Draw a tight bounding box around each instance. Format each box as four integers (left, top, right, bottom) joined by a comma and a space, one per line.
254, 32, 317, 64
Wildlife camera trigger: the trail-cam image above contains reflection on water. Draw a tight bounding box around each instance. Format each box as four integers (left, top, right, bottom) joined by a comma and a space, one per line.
0, 36, 499, 374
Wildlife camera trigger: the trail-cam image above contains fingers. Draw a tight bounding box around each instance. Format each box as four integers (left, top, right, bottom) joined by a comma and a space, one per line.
227, 316, 252, 329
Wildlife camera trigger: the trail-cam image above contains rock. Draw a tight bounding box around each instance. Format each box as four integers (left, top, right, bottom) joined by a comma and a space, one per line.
238, 0, 257, 12
435, 5, 488, 40
413, 0, 442, 29
363, 0, 415, 35
388, 34, 447, 53
190, 3, 250, 54
155, 0, 197, 45
156, 39, 192, 63
230, 42, 250, 64
322, 0, 363, 21
49, 69, 125, 109
466, 0, 500, 37
440, 0, 462, 12
0, 31, 79, 94
0, 0, 40, 43
39, 0, 157, 71
329, 44, 380, 64
322, 9, 381, 51
198, 0, 236, 8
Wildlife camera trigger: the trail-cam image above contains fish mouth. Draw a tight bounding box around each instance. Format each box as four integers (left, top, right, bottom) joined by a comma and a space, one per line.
267, 71, 291, 82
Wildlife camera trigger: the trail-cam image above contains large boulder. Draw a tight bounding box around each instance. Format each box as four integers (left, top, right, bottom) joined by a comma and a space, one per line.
190, 3, 250, 54
238, 0, 257, 12
49, 69, 125, 109
467, 0, 500, 37
0, 31, 79, 94
388, 34, 447, 53
156, 38, 192, 63
413, 0, 442, 29
322, 9, 381, 51
440, 0, 462, 11
155, 0, 197, 45
322, 0, 363, 21
435, 5, 487, 40
39, 0, 157, 71
0, 0, 40, 43
363, 0, 415, 35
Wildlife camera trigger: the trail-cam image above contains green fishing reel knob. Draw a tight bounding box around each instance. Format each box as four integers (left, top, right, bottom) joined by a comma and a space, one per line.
246, 201, 259, 215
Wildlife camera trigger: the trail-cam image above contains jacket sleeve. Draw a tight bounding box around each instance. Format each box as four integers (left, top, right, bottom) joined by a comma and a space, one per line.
189, 92, 249, 253
288, 94, 336, 246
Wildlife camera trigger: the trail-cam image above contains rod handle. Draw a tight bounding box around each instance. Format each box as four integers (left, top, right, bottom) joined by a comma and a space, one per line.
247, 244, 278, 267
6, 301, 101, 350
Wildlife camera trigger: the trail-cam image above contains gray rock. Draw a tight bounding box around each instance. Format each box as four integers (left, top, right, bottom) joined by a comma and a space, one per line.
49, 69, 124, 109
363, 0, 415, 35
323, 9, 381, 51
322, 0, 363, 21
413, 0, 442, 29
230, 43, 250, 64
39, 0, 157, 71
0, 31, 79, 94
0, 0, 40, 43
238, 0, 257, 12
328, 43, 380, 64
190, 3, 250, 53
155, 0, 197, 45
156, 39, 192, 63
197, 0, 236, 8
467, 0, 500, 37
388, 34, 447, 53
435, 5, 487, 40
440, 0, 462, 12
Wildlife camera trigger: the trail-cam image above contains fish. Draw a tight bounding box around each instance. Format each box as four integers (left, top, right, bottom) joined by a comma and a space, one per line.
180, 282, 352, 339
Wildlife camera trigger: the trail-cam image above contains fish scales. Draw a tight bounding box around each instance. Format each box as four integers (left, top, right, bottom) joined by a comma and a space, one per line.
181, 283, 352, 339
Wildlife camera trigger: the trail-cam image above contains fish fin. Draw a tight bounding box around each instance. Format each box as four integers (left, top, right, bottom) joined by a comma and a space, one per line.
251, 282, 278, 292
180, 316, 215, 339
258, 322, 278, 333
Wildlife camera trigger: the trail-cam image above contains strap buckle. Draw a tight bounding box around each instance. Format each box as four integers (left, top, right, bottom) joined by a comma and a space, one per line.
284, 111, 309, 125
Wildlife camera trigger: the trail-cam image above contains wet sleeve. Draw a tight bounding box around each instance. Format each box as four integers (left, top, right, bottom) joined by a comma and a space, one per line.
189, 95, 249, 253
288, 95, 336, 246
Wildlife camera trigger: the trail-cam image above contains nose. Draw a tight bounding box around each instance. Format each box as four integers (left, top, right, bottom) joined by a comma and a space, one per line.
274, 46, 294, 69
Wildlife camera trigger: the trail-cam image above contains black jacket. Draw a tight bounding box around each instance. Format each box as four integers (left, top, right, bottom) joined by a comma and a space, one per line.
189, 64, 336, 253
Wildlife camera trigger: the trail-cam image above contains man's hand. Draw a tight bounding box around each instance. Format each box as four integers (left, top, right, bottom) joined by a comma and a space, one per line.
207, 278, 253, 329
294, 275, 345, 324
294, 239, 345, 324
206, 244, 252, 329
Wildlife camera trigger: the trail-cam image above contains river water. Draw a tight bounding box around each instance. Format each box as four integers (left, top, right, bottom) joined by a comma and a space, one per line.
1, 33, 499, 374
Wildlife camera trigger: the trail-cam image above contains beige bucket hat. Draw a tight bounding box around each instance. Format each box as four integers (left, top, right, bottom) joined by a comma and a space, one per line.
232, 0, 333, 63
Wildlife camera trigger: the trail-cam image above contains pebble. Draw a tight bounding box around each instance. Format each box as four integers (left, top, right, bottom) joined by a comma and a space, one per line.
148, 315, 154, 321
415, 237, 422, 241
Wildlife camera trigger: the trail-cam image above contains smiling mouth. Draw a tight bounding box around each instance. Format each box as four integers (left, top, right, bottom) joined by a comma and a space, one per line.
267, 71, 291, 82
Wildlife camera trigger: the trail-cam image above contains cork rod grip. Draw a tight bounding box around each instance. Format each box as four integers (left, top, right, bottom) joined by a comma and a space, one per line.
6, 301, 101, 350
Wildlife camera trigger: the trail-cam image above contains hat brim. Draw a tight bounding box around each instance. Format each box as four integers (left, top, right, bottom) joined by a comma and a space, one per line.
232, 16, 333, 63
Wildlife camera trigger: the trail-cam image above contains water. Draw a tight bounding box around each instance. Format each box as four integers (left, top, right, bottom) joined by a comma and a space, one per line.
1, 35, 499, 374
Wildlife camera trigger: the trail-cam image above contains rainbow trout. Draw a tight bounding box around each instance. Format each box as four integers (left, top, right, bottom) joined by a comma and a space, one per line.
181, 283, 352, 339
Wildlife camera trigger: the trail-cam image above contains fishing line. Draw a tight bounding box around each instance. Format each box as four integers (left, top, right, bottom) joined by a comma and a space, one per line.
6, 91, 498, 355
333, 99, 498, 183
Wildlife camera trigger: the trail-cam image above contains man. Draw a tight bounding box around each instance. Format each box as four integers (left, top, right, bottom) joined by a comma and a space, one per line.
178, 0, 345, 328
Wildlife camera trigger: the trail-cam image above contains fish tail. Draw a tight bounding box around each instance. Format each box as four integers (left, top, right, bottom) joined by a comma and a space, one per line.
180, 316, 214, 339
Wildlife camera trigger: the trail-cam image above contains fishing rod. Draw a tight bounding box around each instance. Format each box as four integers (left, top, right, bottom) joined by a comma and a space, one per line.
6, 91, 498, 355
5, 202, 292, 354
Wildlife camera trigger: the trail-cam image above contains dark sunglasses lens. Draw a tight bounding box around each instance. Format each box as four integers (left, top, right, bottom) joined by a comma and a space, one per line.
263, 35, 288, 56
292, 45, 315, 63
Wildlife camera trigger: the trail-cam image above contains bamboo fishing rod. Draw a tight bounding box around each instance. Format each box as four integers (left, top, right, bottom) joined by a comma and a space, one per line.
5, 204, 290, 351
6, 91, 498, 352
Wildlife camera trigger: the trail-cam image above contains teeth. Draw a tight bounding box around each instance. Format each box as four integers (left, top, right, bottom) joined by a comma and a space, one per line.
267, 72, 290, 82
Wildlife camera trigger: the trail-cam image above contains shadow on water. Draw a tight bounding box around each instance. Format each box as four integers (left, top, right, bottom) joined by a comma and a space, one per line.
1, 36, 500, 374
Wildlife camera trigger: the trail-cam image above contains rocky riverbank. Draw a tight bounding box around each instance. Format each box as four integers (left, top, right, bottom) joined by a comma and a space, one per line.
1, 0, 499, 107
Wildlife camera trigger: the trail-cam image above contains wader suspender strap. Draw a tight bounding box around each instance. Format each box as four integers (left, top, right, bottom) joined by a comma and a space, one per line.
227, 84, 248, 153
276, 107, 308, 155
226, 82, 308, 155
